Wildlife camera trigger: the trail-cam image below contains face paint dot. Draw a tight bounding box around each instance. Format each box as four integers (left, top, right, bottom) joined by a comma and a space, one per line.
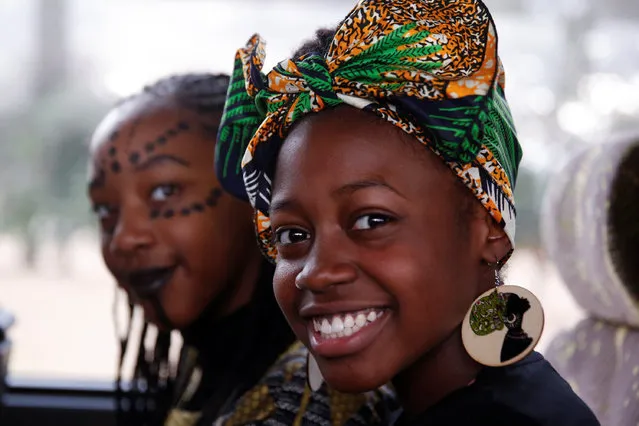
211, 187, 223, 197
205, 196, 216, 207
178, 121, 189, 131
108, 146, 117, 157
150, 209, 160, 219
157, 136, 167, 145
167, 129, 177, 137
111, 161, 121, 173
192, 203, 204, 212
180, 208, 191, 216
163, 209, 175, 219
145, 142, 155, 153
129, 152, 140, 164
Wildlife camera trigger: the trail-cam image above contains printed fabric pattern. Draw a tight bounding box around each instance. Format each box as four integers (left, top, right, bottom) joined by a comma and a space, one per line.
216, 0, 522, 262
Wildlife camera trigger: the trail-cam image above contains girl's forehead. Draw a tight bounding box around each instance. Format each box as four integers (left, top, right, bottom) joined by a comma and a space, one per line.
280, 110, 421, 173
90, 96, 180, 153
92, 107, 192, 156
276, 114, 451, 198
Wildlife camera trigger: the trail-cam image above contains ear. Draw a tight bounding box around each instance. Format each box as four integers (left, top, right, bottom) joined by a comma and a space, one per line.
480, 212, 513, 264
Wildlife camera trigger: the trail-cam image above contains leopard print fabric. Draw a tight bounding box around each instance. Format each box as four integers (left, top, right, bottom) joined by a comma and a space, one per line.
216, 0, 522, 263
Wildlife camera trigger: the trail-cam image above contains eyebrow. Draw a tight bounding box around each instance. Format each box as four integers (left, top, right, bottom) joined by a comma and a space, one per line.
332, 178, 406, 199
269, 178, 406, 215
135, 154, 190, 171
269, 198, 299, 215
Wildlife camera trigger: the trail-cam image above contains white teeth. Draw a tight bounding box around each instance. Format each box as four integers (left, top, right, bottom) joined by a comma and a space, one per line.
344, 315, 354, 328
321, 319, 331, 334
312, 309, 386, 340
332, 317, 344, 333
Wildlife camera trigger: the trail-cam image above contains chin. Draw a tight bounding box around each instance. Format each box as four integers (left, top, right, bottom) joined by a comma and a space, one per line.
159, 291, 207, 330
320, 358, 392, 394
140, 302, 191, 331
164, 308, 200, 330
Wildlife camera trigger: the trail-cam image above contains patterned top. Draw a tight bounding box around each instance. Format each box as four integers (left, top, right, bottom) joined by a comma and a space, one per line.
216, 0, 522, 263
164, 342, 397, 426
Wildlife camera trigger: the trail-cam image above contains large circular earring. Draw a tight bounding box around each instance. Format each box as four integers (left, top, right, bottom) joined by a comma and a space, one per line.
461, 266, 545, 367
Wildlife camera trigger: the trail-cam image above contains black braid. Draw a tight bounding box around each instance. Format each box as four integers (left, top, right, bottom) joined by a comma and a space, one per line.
142, 73, 230, 115
118, 73, 231, 141
114, 296, 173, 426
608, 140, 639, 300
113, 73, 230, 426
196, 262, 295, 425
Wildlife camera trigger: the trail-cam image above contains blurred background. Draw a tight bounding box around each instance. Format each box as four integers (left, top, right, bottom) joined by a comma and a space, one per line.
0, 0, 638, 383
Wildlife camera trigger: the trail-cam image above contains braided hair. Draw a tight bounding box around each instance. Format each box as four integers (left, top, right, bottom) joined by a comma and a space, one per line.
113, 73, 231, 426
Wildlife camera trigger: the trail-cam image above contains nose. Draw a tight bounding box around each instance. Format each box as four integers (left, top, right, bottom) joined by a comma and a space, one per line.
295, 232, 357, 292
109, 204, 156, 255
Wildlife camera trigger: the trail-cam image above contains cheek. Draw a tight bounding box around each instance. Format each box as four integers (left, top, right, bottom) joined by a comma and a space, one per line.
156, 216, 217, 299
377, 223, 476, 331
161, 213, 216, 257
273, 262, 302, 325
101, 241, 118, 276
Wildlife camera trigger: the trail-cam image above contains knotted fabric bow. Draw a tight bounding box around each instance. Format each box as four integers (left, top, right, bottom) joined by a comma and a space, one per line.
216, 0, 523, 262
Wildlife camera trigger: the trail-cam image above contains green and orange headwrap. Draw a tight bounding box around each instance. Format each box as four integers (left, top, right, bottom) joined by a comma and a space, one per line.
216, 0, 522, 262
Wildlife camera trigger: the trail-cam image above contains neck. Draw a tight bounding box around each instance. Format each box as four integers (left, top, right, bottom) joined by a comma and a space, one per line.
206, 247, 264, 322
392, 326, 482, 417
180, 251, 263, 357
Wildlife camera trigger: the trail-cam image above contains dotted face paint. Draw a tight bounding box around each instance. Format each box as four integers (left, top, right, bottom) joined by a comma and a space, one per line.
149, 187, 223, 220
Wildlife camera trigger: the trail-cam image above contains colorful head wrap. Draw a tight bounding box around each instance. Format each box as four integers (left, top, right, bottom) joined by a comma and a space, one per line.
216, 0, 522, 262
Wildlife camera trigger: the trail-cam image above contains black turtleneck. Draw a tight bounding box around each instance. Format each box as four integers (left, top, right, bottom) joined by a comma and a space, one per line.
171, 260, 296, 423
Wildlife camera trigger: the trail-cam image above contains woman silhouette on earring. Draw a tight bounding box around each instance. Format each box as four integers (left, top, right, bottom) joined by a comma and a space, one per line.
500, 294, 533, 362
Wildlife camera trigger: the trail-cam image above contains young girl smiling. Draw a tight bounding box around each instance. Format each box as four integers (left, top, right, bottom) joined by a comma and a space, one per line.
217, 0, 600, 424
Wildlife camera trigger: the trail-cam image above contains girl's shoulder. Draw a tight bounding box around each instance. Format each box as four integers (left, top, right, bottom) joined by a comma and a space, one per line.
469, 352, 600, 426
402, 352, 600, 426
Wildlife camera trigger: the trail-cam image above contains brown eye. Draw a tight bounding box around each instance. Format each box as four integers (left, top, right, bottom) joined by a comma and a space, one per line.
352, 214, 392, 231
92, 204, 112, 220
91, 204, 117, 235
275, 228, 310, 246
150, 184, 180, 202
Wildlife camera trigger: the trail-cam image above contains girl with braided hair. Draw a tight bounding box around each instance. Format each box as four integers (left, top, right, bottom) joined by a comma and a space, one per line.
87, 73, 396, 426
